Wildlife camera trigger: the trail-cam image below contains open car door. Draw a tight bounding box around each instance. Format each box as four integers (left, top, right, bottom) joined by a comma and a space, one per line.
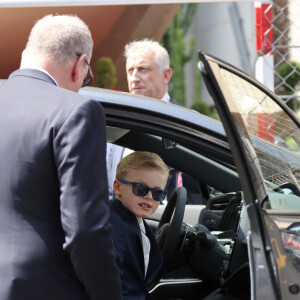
199, 52, 300, 300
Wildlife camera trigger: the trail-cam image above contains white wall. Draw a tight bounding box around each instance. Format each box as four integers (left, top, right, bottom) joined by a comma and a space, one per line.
184, 1, 256, 107
288, 1, 300, 62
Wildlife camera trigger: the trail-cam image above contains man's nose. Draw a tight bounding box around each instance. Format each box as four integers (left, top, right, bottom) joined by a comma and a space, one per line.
131, 69, 140, 80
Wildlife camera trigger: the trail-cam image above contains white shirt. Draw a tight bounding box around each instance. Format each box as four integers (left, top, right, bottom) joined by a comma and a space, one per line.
139, 221, 151, 277
161, 92, 170, 103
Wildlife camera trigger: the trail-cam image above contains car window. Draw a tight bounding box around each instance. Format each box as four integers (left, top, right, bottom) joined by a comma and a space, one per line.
219, 67, 300, 210
209, 64, 300, 282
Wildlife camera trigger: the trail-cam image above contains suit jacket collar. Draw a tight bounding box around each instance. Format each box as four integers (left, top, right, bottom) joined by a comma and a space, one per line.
110, 199, 142, 239
110, 199, 163, 282
169, 97, 185, 107
9, 68, 58, 86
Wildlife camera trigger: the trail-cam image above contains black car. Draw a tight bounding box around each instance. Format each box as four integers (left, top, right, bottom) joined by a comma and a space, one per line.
80, 51, 300, 300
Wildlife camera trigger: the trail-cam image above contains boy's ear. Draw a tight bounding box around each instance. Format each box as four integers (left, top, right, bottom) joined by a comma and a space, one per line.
113, 179, 121, 197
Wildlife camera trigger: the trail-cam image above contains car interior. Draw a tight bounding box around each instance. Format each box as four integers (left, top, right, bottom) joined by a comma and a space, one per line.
106, 124, 251, 300
88, 51, 300, 299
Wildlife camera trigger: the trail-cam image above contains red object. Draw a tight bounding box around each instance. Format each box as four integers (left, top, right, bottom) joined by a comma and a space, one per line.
257, 113, 274, 142
255, 3, 273, 55
177, 172, 183, 187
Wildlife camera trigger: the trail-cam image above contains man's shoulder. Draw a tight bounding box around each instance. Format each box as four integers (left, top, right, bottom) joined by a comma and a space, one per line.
44, 84, 103, 117
169, 98, 185, 107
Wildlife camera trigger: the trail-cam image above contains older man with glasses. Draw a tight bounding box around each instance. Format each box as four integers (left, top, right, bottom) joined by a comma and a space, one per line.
0, 14, 121, 300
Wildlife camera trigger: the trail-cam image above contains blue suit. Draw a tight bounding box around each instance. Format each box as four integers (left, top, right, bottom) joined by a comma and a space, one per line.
0, 69, 121, 299
110, 199, 163, 300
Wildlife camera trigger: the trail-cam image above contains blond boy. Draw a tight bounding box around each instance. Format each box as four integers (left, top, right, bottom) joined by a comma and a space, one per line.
109, 151, 169, 300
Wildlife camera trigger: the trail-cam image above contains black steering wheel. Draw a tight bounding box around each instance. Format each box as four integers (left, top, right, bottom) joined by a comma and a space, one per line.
155, 187, 187, 274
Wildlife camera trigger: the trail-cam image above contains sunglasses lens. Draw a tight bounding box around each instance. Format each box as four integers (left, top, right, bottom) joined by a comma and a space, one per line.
82, 71, 93, 87
82, 63, 94, 87
131, 182, 166, 202
82, 78, 89, 87
152, 189, 166, 202
132, 183, 149, 197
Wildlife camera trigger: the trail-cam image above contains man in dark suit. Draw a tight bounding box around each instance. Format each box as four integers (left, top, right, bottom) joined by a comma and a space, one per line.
0, 14, 121, 300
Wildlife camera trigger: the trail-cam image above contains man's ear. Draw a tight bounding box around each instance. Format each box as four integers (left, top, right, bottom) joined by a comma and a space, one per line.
113, 179, 121, 197
72, 53, 87, 82
163, 68, 172, 84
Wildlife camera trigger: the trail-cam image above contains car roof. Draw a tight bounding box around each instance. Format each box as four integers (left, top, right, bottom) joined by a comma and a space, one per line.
79, 86, 227, 136
0, 79, 239, 192
79, 87, 241, 193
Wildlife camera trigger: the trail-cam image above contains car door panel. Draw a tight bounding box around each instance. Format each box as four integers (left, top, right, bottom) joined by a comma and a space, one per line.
199, 51, 300, 299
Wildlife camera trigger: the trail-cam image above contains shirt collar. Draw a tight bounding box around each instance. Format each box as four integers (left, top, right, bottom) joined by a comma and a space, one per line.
20, 67, 58, 86
161, 92, 170, 103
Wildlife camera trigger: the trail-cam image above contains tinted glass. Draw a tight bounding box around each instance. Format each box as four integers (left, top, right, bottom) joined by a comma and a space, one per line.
219, 67, 300, 273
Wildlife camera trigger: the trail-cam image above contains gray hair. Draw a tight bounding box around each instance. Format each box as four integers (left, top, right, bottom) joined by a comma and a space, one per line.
24, 14, 93, 66
124, 39, 170, 74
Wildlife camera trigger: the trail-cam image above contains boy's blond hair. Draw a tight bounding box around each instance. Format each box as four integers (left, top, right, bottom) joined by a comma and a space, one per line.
116, 151, 169, 181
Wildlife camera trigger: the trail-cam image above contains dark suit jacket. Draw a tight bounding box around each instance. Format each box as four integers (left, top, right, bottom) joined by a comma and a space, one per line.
110, 199, 163, 300
169, 97, 185, 107
0, 69, 121, 300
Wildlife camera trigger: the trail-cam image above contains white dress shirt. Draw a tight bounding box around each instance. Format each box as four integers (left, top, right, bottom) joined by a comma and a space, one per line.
139, 221, 151, 277
161, 92, 171, 103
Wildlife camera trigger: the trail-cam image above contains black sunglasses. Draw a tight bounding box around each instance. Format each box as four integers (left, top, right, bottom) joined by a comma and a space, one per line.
118, 179, 166, 203
75, 52, 94, 87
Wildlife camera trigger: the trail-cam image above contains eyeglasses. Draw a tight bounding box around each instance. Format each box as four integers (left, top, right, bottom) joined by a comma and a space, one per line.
118, 179, 166, 203
75, 52, 94, 87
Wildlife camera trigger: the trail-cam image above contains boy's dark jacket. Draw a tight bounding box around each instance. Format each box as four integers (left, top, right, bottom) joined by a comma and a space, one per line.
110, 199, 163, 300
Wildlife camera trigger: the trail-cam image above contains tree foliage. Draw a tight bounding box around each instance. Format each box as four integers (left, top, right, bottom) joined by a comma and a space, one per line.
162, 4, 197, 105
278, 61, 300, 111
94, 57, 117, 89
162, 4, 220, 120
279, 61, 300, 93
